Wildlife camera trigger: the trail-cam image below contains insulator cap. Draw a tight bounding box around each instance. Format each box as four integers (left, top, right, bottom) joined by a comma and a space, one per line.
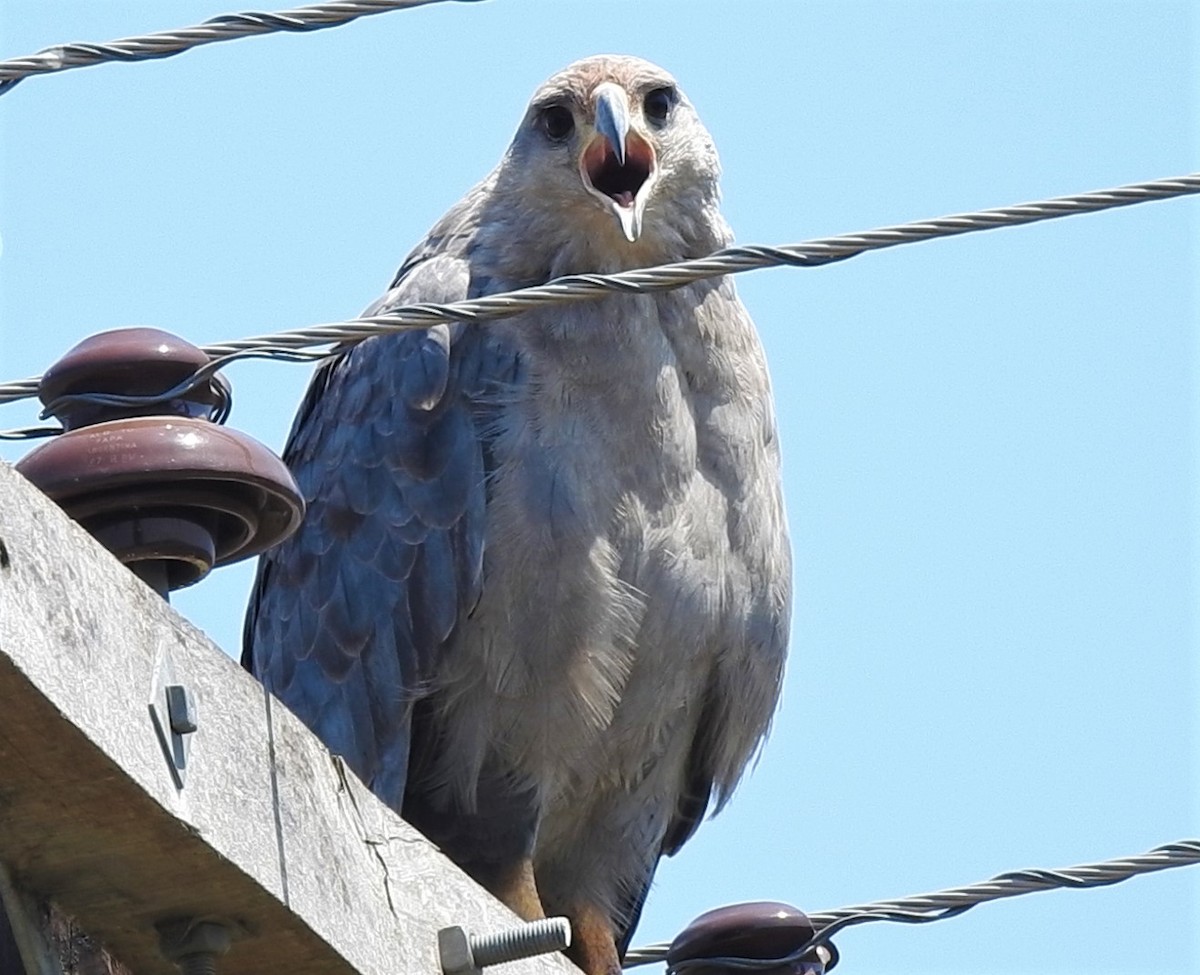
38, 326, 227, 428
16, 328, 303, 592
666, 902, 837, 975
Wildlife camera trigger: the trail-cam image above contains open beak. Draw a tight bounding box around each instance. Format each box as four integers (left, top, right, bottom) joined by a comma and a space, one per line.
581, 82, 656, 242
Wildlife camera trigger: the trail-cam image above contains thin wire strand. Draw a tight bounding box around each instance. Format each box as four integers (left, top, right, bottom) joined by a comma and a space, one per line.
0, 0, 475, 94
0, 348, 331, 440
1, 171, 1197, 415
0, 425, 61, 442
35, 346, 328, 422
623, 839, 1200, 968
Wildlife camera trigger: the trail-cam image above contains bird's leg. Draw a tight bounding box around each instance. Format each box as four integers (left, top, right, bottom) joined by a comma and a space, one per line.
476, 857, 546, 922
564, 901, 622, 975
403, 748, 547, 919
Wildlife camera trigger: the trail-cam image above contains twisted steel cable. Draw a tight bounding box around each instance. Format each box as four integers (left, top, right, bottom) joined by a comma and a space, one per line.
192, 172, 1200, 358
1, 171, 1198, 416
623, 839, 1200, 967
0, 0, 475, 94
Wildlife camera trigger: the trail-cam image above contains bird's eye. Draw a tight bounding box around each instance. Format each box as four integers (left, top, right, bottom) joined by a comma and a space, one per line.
539, 105, 575, 142
644, 87, 676, 124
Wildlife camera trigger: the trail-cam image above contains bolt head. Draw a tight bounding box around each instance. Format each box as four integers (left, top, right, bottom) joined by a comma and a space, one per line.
438, 925, 478, 975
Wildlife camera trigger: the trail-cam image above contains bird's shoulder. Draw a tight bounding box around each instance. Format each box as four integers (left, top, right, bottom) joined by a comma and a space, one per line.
382, 174, 497, 291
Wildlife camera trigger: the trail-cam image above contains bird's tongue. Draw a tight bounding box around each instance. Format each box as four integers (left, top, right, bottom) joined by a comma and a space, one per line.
584, 141, 651, 203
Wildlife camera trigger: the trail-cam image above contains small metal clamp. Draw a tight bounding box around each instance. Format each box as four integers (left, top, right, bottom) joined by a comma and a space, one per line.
148, 647, 198, 788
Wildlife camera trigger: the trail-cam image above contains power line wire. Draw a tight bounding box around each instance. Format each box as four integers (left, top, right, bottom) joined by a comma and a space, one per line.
0, 0, 475, 95
1, 171, 1197, 415
623, 839, 1200, 968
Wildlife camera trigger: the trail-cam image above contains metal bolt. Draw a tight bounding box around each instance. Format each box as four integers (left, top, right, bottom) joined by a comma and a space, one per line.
157, 919, 232, 975
166, 684, 198, 735
439, 917, 572, 975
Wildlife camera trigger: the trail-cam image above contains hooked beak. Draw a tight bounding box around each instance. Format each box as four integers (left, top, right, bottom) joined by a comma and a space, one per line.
581, 82, 656, 242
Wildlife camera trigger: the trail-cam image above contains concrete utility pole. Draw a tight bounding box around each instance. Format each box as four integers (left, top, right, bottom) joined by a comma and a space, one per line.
0, 459, 578, 975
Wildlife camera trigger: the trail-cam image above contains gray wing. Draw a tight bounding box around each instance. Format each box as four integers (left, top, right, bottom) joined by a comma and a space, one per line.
243, 207, 513, 810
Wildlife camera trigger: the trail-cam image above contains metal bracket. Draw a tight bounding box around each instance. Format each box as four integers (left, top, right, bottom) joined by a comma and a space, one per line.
148, 647, 197, 789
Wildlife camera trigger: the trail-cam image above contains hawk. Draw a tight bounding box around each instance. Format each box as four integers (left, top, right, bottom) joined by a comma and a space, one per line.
244, 55, 791, 975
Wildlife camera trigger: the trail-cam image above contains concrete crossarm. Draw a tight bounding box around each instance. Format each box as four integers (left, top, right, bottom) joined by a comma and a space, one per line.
0, 460, 578, 975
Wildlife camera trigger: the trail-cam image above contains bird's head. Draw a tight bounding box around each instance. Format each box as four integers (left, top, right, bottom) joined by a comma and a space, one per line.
498, 56, 725, 264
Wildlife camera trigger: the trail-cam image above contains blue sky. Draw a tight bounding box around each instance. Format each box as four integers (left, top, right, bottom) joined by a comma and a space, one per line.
1, 2, 1196, 973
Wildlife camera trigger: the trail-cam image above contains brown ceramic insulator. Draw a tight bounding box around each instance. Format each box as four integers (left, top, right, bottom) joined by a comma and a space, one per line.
15, 329, 304, 593
37, 326, 228, 429
666, 903, 837, 975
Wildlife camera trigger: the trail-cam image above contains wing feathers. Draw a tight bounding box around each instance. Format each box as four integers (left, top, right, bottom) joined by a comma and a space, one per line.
243, 250, 499, 804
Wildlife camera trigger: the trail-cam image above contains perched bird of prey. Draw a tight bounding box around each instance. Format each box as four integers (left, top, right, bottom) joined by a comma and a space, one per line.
244, 55, 790, 975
